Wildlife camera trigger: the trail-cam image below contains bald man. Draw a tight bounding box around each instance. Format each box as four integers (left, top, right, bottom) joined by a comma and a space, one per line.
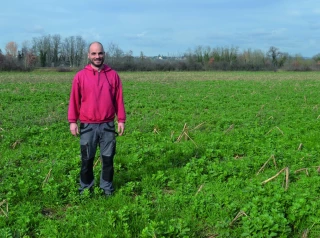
68, 42, 126, 197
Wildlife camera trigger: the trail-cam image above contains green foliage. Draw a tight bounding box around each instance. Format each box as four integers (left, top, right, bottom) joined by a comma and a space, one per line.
39, 50, 47, 67
1, 71, 320, 237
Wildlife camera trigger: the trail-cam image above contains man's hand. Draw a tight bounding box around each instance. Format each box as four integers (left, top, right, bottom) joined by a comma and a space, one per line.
70, 122, 79, 136
118, 122, 125, 136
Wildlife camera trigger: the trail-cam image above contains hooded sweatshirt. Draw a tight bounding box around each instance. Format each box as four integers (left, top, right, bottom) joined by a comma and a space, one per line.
68, 64, 126, 124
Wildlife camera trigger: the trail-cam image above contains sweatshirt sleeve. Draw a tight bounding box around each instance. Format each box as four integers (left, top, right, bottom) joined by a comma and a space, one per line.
68, 75, 81, 123
114, 73, 126, 123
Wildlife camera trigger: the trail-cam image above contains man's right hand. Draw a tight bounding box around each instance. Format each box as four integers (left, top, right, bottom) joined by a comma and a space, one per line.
70, 123, 79, 136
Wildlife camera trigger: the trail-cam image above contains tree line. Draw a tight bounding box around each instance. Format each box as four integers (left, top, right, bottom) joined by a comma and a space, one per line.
0, 34, 87, 71
1, 34, 320, 72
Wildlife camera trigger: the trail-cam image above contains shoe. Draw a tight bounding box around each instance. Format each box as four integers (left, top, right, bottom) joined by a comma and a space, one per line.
105, 191, 113, 198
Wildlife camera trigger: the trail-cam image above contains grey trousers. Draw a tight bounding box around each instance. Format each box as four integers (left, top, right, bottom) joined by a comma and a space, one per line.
79, 122, 116, 194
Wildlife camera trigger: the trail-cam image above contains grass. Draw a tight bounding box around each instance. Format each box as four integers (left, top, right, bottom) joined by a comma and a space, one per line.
1, 71, 320, 237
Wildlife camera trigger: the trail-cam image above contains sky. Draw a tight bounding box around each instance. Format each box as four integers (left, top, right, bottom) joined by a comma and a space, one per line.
1, 0, 320, 57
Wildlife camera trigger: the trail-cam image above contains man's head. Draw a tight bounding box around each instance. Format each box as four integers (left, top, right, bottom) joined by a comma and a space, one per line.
88, 42, 105, 69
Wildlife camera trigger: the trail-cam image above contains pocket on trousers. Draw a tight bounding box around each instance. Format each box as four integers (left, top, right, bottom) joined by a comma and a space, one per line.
101, 139, 116, 157
80, 123, 89, 129
106, 121, 115, 129
104, 122, 117, 136
80, 127, 93, 135
103, 128, 118, 136
80, 142, 90, 160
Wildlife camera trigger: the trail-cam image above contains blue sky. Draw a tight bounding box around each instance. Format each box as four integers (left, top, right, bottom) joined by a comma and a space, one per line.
1, 0, 319, 57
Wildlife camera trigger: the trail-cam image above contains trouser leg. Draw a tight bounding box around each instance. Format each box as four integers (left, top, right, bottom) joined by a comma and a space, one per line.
99, 122, 116, 193
79, 123, 97, 193
100, 155, 114, 193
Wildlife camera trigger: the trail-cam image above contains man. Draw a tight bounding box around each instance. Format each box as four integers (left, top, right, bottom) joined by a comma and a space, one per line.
68, 42, 126, 197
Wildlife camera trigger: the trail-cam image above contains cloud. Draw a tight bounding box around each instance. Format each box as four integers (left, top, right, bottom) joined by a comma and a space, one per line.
287, 10, 302, 16
136, 32, 147, 38
271, 28, 287, 37
66, 28, 102, 43
25, 25, 45, 34
124, 32, 148, 40
51, 7, 70, 14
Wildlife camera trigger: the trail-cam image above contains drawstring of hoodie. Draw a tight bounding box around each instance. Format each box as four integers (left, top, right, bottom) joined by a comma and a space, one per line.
104, 71, 112, 88
104, 71, 117, 106
89, 65, 113, 93
91, 67, 110, 86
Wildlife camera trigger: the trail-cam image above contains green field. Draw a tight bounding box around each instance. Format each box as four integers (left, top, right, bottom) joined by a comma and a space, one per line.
1, 71, 320, 237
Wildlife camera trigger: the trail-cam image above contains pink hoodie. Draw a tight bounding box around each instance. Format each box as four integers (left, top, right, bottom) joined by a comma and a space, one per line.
68, 64, 126, 124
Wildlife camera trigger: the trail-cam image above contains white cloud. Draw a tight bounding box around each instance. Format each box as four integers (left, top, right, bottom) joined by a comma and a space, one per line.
271, 28, 287, 36
136, 32, 147, 38
25, 25, 46, 34
287, 10, 301, 16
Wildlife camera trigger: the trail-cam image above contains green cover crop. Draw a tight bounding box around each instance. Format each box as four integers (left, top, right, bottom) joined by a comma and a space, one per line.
0, 71, 320, 237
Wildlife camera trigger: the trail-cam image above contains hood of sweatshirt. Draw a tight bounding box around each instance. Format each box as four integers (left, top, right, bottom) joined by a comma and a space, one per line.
84, 64, 112, 75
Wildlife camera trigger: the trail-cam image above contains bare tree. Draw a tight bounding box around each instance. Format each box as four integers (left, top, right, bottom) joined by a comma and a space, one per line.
194, 45, 203, 63
0, 49, 5, 68
106, 42, 123, 67
74, 36, 87, 67
20, 41, 31, 68
139, 51, 145, 60
32, 35, 53, 67
21, 41, 30, 55
239, 49, 266, 65
44, 35, 53, 66
203, 46, 211, 63
52, 34, 61, 67
125, 50, 134, 63
210, 46, 238, 65
107, 42, 117, 58
5, 41, 18, 57
62, 36, 76, 67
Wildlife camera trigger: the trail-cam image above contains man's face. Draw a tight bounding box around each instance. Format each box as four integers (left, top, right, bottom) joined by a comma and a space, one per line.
88, 43, 105, 68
